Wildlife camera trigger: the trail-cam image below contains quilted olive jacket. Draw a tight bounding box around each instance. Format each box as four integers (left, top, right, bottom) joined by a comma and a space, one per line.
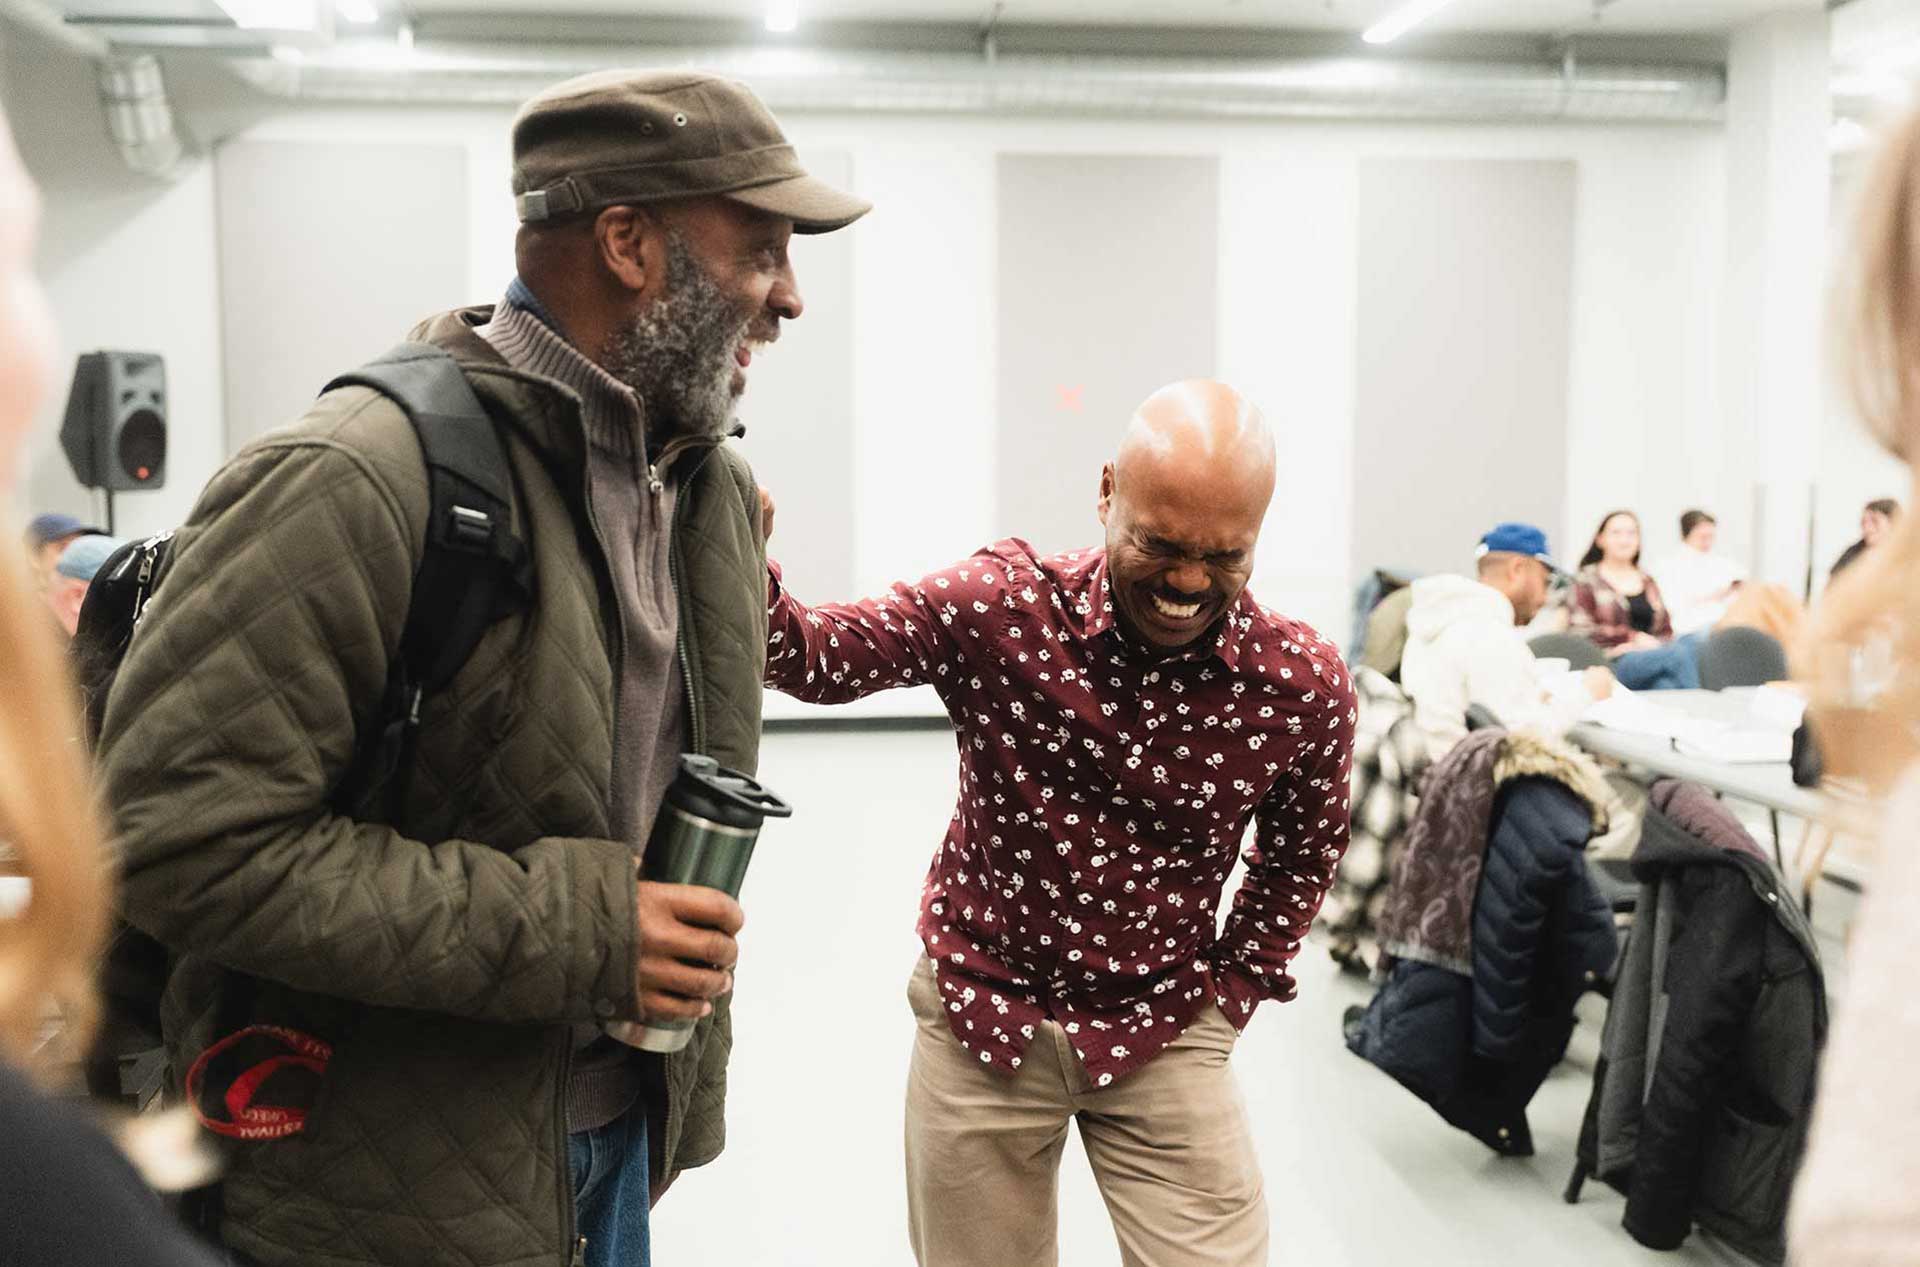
94, 308, 768, 1267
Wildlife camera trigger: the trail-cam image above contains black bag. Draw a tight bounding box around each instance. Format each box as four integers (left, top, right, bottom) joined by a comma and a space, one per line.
73, 342, 531, 1108
1791, 719, 1823, 789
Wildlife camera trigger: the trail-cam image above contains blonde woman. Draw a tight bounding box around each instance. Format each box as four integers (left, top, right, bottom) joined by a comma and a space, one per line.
0, 104, 220, 1265
1788, 103, 1920, 1264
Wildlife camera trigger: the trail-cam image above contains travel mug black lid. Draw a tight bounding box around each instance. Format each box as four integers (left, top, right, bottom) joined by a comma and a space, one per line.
667, 754, 794, 829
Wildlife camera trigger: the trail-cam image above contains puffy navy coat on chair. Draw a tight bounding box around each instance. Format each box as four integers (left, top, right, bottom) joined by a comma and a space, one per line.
1348, 774, 1617, 1156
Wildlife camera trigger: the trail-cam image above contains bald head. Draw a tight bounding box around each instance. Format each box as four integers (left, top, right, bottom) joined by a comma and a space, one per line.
1115, 380, 1275, 487
1098, 381, 1275, 652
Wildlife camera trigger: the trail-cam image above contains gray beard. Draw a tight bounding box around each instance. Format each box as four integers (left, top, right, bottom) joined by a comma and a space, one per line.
601, 233, 751, 441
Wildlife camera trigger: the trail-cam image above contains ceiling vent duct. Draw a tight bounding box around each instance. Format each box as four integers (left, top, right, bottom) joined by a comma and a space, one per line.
97, 54, 187, 179
230, 42, 1726, 124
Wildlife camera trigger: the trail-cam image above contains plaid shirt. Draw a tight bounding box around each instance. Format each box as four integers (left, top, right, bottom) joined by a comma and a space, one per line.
766, 539, 1355, 1085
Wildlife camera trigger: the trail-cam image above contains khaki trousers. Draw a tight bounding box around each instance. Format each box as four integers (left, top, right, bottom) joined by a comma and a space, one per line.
904, 958, 1268, 1267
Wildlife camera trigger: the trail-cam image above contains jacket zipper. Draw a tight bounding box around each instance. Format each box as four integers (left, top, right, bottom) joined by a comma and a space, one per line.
641, 434, 720, 1187
556, 1033, 577, 1265
566, 419, 626, 1267
658, 436, 718, 760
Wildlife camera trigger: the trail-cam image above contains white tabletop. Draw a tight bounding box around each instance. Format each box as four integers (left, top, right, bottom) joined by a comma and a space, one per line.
1567, 689, 1832, 823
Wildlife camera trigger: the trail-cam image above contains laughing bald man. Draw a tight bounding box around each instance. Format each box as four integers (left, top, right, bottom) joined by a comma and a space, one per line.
762, 381, 1356, 1267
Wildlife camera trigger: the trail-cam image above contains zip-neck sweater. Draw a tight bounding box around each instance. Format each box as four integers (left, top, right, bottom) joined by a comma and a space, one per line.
479, 284, 684, 1134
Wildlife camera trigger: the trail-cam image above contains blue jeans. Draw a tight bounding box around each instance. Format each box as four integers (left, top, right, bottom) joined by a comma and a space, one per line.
1613, 633, 1704, 692
568, 1106, 650, 1267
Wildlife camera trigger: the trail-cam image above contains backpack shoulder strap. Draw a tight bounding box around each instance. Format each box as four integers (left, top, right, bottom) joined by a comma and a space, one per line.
323, 343, 531, 817
324, 342, 530, 696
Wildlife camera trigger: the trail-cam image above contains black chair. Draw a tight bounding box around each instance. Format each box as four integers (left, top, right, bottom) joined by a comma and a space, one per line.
1464, 702, 1505, 733
1528, 633, 1607, 671
1697, 626, 1788, 691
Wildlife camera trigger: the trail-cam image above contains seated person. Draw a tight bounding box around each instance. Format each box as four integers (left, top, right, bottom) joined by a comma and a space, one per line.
1650, 509, 1744, 636
1569, 510, 1702, 691
46, 533, 123, 640
1829, 497, 1900, 581
1401, 522, 1614, 764
1356, 580, 1416, 680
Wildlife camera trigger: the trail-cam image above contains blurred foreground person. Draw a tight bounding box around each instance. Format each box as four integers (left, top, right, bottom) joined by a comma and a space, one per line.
0, 102, 220, 1267
1789, 105, 1920, 1265
765, 381, 1355, 1267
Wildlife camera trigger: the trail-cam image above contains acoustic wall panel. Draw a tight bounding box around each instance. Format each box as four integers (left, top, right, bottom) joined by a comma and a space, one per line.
735, 149, 857, 601
216, 140, 469, 453
1352, 158, 1576, 578
996, 154, 1219, 557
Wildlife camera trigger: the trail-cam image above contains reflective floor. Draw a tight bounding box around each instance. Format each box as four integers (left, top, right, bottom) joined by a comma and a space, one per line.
654, 725, 1847, 1266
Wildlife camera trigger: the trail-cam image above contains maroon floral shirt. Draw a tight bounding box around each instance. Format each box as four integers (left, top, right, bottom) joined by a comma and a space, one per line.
766, 540, 1356, 1085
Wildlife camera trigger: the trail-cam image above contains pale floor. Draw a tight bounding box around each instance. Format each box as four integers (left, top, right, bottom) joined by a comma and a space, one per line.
652, 727, 1850, 1267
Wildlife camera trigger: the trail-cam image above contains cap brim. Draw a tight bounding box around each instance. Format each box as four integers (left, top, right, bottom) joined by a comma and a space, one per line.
725, 174, 872, 234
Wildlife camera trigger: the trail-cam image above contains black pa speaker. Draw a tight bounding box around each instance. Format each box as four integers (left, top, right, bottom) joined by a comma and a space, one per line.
60, 351, 167, 492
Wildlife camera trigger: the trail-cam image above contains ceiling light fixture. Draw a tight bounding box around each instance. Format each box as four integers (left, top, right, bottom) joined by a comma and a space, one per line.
335, 0, 380, 24
1361, 0, 1461, 46
216, 0, 319, 30
766, 0, 799, 34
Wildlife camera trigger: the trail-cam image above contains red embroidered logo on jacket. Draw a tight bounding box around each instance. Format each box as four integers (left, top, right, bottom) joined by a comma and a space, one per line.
186, 1025, 333, 1141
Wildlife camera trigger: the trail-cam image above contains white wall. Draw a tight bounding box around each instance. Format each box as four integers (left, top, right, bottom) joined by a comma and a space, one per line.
10, 45, 1879, 656
3, 40, 224, 541
202, 106, 1732, 626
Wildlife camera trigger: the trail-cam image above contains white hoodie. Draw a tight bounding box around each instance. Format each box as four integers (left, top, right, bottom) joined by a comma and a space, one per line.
1399, 574, 1592, 764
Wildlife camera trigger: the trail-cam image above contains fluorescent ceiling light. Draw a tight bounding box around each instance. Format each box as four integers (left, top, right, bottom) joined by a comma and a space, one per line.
335, 0, 380, 23
1362, 0, 1461, 46
217, 0, 318, 30
766, 0, 799, 34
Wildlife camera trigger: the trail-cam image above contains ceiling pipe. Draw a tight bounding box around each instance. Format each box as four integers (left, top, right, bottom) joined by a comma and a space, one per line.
224, 40, 1726, 123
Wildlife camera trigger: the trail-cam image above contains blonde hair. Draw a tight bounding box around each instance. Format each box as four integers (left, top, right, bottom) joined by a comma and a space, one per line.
0, 516, 109, 1074
1808, 106, 1920, 791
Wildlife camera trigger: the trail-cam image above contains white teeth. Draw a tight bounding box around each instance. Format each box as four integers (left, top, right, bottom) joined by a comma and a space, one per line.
1151, 594, 1202, 620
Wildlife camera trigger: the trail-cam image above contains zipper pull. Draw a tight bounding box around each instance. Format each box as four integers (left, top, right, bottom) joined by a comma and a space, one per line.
406, 684, 424, 727
647, 463, 664, 494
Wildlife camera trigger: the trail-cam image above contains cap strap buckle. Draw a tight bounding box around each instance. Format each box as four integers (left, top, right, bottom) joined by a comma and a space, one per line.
515, 178, 584, 224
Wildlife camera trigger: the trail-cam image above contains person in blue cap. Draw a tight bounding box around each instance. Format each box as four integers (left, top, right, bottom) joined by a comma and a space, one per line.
23, 511, 102, 592
1399, 522, 1615, 763
46, 533, 125, 639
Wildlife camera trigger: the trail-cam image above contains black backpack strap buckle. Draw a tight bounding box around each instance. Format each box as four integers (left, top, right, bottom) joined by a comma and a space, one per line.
322, 342, 533, 814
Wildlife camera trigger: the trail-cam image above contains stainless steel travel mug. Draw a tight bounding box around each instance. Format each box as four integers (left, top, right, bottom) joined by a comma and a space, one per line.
606, 754, 792, 1053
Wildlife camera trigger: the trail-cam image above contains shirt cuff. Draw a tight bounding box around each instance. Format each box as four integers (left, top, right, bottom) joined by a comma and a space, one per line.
1210, 962, 1284, 1033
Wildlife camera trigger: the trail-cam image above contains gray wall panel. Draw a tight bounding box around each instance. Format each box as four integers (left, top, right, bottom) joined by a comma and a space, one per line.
1352, 158, 1575, 578
997, 154, 1219, 557
216, 140, 469, 452
735, 149, 856, 600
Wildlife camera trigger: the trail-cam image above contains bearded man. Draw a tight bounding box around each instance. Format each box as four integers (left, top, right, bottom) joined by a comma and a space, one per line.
94, 69, 867, 1267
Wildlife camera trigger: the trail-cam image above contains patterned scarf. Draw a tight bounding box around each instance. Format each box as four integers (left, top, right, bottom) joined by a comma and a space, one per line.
1376, 730, 1508, 976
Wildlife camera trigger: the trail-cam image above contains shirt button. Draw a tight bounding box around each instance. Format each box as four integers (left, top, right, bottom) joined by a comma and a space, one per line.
594, 998, 617, 1019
